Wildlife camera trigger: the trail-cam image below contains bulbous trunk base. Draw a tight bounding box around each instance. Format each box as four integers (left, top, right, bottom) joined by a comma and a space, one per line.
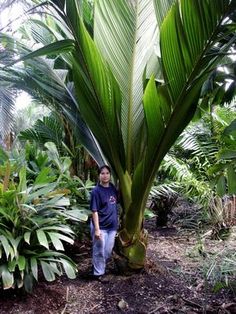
113, 228, 148, 274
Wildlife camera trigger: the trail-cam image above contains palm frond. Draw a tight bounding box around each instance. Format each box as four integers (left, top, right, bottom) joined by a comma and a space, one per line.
94, 0, 158, 168
0, 32, 105, 165
19, 113, 64, 151
161, 154, 213, 207
0, 82, 15, 145
177, 122, 218, 161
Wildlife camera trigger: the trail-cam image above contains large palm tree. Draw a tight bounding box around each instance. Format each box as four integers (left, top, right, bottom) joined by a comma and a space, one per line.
1, 0, 235, 269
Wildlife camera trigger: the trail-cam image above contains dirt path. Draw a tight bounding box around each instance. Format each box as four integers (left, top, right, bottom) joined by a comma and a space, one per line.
0, 220, 235, 314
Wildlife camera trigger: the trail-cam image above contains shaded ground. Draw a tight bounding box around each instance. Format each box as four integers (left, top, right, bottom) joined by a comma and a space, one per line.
0, 218, 236, 313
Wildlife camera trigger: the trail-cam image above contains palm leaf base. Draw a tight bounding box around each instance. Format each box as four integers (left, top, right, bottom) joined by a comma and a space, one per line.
114, 228, 148, 272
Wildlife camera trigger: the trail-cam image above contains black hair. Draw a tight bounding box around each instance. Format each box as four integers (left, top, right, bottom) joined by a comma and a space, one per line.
98, 165, 111, 174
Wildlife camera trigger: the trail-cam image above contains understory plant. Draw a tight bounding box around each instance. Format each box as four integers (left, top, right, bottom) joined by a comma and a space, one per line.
0, 151, 90, 292
150, 102, 236, 231
15, 141, 94, 212
18, 111, 97, 178
203, 247, 236, 293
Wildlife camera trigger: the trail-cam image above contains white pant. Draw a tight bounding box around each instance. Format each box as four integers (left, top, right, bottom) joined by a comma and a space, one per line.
91, 224, 116, 276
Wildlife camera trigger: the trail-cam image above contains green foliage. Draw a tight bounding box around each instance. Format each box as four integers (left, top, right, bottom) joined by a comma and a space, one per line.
0, 162, 79, 291
203, 248, 236, 293
13, 141, 94, 209
0, 147, 9, 166
208, 107, 236, 197
0, 142, 94, 291
151, 104, 236, 231
0, 0, 235, 268
157, 104, 236, 205
18, 113, 63, 149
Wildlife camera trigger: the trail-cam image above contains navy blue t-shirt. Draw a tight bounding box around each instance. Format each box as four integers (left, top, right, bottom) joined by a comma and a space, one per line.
90, 183, 118, 231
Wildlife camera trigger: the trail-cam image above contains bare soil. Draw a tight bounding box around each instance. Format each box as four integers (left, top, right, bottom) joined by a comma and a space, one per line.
0, 218, 236, 314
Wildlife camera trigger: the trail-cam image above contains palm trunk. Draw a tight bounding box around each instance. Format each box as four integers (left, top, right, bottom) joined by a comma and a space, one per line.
115, 175, 151, 271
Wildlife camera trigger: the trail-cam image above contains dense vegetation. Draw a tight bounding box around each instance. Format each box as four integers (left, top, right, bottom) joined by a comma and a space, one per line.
0, 0, 235, 296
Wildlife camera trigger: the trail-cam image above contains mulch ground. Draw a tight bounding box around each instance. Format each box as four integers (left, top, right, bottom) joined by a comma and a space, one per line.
0, 218, 236, 314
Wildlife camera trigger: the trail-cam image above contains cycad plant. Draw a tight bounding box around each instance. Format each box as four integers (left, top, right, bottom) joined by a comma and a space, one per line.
1, 0, 235, 269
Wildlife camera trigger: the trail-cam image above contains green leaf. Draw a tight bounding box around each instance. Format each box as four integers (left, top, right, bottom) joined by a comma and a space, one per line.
223, 119, 236, 137
61, 158, 72, 173
34, 168, 53, 187
23, 273, 34, 293
56, 234, 74, 245
44, 142, 61, 170
143, 76, 169, 158
47, 232, 65, 251
0, 147, 9, 165
36, 230, 49, 249
65, 209, 88, 222
72, 15, 125, 171
5, 39, 75, 68
7, 236, 22, 258
40, 261, 55, 282
153, 0, 175, 27
216, 175, 226, 197
208, 163, 226, 175
30, 257, 38, 281
59, 258, 77, 279
144, 208, 156, 219
18, 256, 26, 271
16, 277, 24, 289
227, 165, 236, 195
0, 265, 14, 289
24, 232, 31, 245
27, 182, 58, 202
219, 149, 236, 160
48, 261, 62, 276
8, 260, 17, 272
40, 225, 74, 235
0, 235, 12, 259
160, 0, 228, 101
54, 197, 70, 207
94, 0, 158, 166
18, 167, 27, 195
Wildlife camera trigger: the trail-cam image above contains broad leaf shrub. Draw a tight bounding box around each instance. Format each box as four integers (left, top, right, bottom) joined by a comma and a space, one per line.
20, 141, 93, 238
0, 162, 80, 292
21, 141, 93, 212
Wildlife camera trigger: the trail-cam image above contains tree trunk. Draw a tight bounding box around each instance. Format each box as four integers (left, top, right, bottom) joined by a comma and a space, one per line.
114, 226, 148, 273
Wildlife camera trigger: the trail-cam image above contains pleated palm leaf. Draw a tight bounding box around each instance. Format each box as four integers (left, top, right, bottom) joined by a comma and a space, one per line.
1, 0, 236, 268
0, 84, 15, 149
0, 44, 16, 149
19, 113, 65, 151
0, 32, 105, 167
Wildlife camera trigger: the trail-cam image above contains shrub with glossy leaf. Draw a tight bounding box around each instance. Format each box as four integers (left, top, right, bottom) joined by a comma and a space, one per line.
0, 163, 78, 292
